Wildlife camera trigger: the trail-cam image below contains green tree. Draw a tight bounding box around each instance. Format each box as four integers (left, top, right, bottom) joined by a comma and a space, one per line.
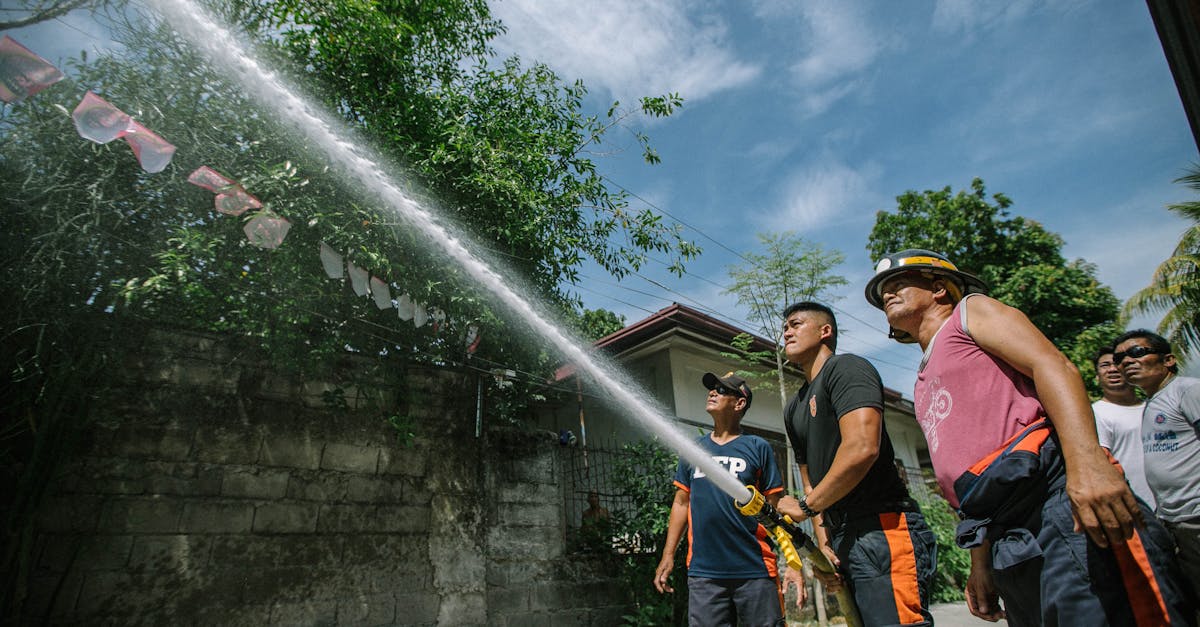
1123, 165, 1200, 361
578, 308, 627, 342
724, 232, 848, 408
0, 2, 696, 617
867, 178, 1120, 359
0, 0, 100, 29
2, 0, 697, 387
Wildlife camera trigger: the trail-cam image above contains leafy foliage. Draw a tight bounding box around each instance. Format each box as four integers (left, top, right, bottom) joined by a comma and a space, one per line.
1123, 164, 1200, 363
578, 308, 627, 342
916, 494, 971, 604
609, 441, 687, 626
867, 177, 1121, 360
4, 0, 697, 379
1, 1, 695, 619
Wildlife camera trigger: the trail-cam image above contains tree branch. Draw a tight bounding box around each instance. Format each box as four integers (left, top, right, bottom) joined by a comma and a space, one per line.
0, 0, 93, 30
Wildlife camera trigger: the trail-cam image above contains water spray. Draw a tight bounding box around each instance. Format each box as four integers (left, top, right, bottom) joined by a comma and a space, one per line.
147, 0, 752, 503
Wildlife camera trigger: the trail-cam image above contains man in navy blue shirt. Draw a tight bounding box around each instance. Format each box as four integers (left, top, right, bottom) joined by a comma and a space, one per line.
654, 372, 786, 626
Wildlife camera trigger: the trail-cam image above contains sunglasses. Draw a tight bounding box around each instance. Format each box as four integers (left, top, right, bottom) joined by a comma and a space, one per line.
1112, 346, 1162, 364
714, 384, 743, 397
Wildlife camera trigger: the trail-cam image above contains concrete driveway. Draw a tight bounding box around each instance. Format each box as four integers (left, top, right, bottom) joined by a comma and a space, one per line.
931, 601, 987, 625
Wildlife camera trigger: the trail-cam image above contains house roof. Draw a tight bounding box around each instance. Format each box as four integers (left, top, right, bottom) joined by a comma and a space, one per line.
558, 302, 910, 404
595, 303, 776, 355
1147, 0, 1200, 154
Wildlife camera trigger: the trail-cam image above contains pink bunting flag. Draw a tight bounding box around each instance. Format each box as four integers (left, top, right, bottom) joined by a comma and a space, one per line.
413, 303, 429, 328
123, 120, 176, 173
214, 187, 262, 216
72, 91, 132, 144
187, 166, 236, 192
188, 167, 262, 216
0, 35, 65, 103
243, 213, 291, 249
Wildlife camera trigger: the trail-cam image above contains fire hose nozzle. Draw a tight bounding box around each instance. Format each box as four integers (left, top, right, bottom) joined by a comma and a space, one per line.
734, 485, 863, 627
736, 485, 803, 571
735, 484, 765, 516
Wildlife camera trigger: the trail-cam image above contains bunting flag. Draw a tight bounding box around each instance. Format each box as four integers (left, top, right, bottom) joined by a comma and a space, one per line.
187, 166, 261, 216
430, 308, 446, 333
28, 72, 480, 353
316, 245, 468, 344
396, 293, 414, 321
123, 120, 176, 173
244, 212, 291, 249
369, 276, 393, 310
186, 165, 235, 192
72, 92, 132, 144
214, 186, 262, 216
319, 242, 344, 279
347, 262, 370, 297
0, 35, 65, 103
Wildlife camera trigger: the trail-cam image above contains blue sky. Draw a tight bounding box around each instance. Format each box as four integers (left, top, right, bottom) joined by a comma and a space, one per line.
487, 0, 1199, 393
8, 1, 1197, 396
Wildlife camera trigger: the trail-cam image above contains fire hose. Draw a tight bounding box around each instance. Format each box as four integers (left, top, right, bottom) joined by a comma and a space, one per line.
736, 485, 863, 627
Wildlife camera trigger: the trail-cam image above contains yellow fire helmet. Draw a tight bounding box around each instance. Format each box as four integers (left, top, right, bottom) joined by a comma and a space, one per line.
864, 249, 988, 343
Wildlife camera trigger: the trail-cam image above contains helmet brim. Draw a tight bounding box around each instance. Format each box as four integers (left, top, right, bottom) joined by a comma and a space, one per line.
864, 266, 987, 310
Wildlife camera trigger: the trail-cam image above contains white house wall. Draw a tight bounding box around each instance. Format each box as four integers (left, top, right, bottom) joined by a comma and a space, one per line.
667, 343, 789, 437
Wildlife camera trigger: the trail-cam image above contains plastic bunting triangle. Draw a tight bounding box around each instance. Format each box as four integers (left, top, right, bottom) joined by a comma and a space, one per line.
319, 242, 344, 279
369, 276, 393, 310
347, 262, 370, 297
396, 294, 414, 321
72, 92, 132, 144
123, 120, 176, 173
0, 35, 64, 103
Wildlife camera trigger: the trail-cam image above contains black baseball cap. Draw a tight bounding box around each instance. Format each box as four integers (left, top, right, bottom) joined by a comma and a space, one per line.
702, 371, 752, 410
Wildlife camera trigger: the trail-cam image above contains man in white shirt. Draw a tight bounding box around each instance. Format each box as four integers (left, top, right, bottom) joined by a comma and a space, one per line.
1091, 346, 1154, 508
1114, 329, 1200, 607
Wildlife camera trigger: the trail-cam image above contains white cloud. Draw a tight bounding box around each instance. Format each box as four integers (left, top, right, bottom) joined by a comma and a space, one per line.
759, 159, 882, 232
931, 0, 1093, 37
487, 0, 760, 105
776, 0, 898, 116
789, 2, 883, 85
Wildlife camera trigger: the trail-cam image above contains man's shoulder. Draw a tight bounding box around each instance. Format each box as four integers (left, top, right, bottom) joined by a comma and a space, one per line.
1177, 376, 1200, 390
737, 433, 771, 448
1158, 376, 1200, 401
825, 353, 883, 384
826, 353, 879, 375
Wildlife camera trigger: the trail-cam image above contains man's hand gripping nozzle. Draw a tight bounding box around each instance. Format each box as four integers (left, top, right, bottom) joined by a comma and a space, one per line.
736, 485, 863, 627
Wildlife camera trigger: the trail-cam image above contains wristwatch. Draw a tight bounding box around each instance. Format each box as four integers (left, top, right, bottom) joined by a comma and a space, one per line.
798, 495, 820, 518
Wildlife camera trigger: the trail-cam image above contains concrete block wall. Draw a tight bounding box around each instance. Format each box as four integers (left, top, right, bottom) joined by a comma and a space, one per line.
20, 329, 632, 625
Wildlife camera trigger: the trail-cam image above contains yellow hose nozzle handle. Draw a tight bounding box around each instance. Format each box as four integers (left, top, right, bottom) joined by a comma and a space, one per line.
773, 527, 804, 571
737, 485, 802, 570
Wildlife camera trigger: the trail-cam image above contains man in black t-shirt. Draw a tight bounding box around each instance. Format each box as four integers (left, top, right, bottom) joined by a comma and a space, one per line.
775, 302, 936, 627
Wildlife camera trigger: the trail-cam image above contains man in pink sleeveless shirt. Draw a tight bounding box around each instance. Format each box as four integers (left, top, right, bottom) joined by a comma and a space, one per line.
865, 249, 1192, 626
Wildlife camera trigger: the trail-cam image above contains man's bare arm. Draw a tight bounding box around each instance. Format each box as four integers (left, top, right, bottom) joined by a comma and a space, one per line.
965, 295, 1141, 547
